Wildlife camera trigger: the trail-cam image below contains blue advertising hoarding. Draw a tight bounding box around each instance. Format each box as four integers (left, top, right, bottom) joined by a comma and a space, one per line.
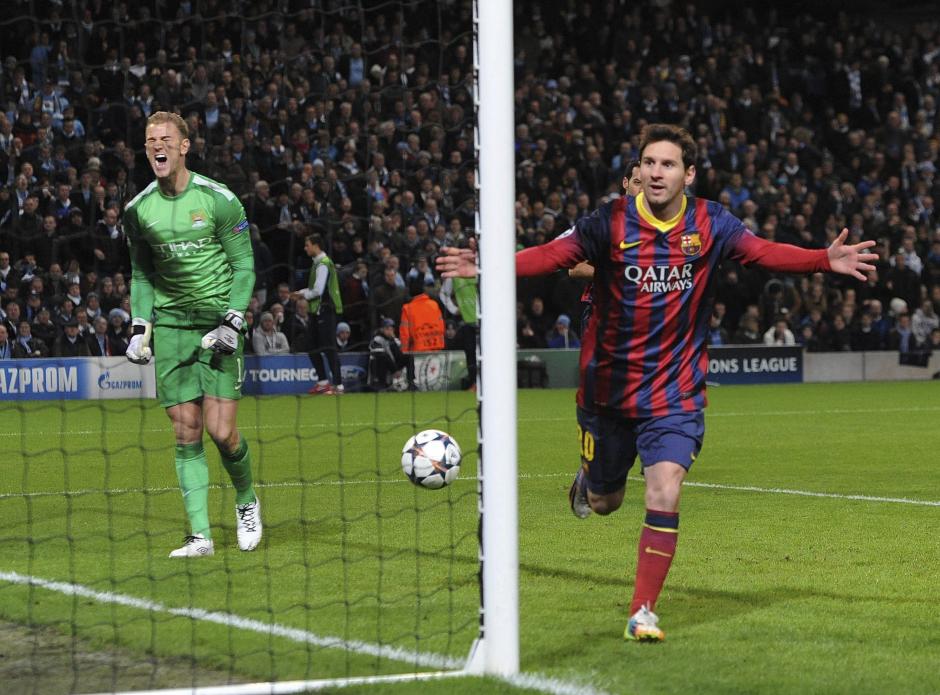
0, 357, 157, 400
705, 345, 803, 385
242, 354, 370, 395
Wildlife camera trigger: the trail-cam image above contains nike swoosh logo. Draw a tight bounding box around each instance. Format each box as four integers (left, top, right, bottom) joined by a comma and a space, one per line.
644, 546, 673, 558
619, 240, 642, 250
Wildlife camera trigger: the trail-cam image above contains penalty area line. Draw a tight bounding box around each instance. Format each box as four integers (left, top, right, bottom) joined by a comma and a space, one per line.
0, 571, 610, 695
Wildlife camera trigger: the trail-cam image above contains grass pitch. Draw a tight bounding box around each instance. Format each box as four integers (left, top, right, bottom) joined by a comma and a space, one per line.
1, 380, 938, 694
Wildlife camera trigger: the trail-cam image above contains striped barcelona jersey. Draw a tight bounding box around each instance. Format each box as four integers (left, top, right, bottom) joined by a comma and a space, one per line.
517, 193, 828, 417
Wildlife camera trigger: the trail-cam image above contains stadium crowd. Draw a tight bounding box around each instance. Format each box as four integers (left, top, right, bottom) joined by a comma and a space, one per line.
1, 0, 940, 365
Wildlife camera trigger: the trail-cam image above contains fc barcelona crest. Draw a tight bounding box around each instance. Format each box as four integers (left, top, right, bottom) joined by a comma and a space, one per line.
680, 232, 701, 256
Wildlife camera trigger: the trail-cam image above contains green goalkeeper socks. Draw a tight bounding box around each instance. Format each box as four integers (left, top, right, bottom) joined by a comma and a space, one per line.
174, 442, 211, 540
219, 436, 256, 505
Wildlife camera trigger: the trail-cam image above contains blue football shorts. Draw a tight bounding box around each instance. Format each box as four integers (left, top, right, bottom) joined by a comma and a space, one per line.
575, 406, 705, 495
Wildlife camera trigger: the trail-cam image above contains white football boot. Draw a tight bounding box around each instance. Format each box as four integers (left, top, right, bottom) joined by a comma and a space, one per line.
168, 534, 215, 558
235, 497, 263, 551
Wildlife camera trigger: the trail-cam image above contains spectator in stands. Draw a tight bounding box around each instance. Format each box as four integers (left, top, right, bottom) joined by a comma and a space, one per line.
12, 320, 48, 358
850, 309, 882, 351
106, 308, 128, 356
252, 311, 290, 355
269, 303, 287, 331
517, 317, 542, 349
863, 299, 891, 348
91, 206, 126, 276
84, 292, 102, 321
53, 318, 89, 356
24, 291, 44, 323
368, 318, 407, 391
0, 324, 11, 359
267, 283, 295, 314
732, 315, 763, 345
547, 314, 580, 349
243, 311, 257, 356
706, 311, 730, 346
526, 297, 553, 345
405, 255, 435, 290
2, 302, 22, 337
31, 307, 58, 345
65, 281, 82, 308
928, 328, 940, 356
372, 264, 408, 328
86, 316, 113, 356
912, 300, 939, 346
54, 295, 75, 329
336, 322, 352, 352
0, 252, 17, 293
98, 276, 120, 313
287, 297, 314, 355
799, 323, 825, 352
889, 313, 922, 354
885, 253, 921, 316
341, 260, 371, 346
829, 314, 853, 352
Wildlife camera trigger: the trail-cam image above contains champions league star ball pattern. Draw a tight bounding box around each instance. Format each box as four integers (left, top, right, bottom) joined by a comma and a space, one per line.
401, 429, 461, 489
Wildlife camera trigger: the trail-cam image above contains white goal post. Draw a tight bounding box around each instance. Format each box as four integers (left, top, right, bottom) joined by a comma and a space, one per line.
466, 0, 520, 677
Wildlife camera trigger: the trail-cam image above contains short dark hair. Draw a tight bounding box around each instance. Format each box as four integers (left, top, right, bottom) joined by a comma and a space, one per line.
306, 233, 324, 249
408, 277, 426, 297
638, 124, 697, 169
622, 158, 641, 180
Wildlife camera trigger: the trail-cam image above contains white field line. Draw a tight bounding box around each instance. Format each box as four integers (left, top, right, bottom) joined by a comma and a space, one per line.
95, 670, 469, 695
3, 472, 940, 508
0, 570, 459, 669
1, 405, 939, 439
0, 571, 609, 695
675, 479, 940, 507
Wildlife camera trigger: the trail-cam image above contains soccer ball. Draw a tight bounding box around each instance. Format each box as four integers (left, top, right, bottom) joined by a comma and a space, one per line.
401, 429, 461, 489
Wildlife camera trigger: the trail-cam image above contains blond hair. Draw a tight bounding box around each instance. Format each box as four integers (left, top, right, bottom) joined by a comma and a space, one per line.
146, 111, 189, 140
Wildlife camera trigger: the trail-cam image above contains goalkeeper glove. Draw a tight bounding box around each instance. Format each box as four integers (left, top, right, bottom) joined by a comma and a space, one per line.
126, 319, 153, 364
200, 310, 244, 354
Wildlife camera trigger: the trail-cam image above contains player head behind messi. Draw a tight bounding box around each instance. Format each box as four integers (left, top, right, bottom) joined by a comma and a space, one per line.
144, 111, 191, 196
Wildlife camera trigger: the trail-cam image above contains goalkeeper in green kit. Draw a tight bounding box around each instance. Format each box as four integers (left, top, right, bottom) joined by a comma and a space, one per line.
124, 111, 261, 558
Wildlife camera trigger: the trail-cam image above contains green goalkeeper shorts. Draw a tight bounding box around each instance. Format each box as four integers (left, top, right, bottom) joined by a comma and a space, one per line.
154, 325, 245, 408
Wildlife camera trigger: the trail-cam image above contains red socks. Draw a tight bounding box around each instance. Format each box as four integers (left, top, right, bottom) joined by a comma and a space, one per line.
629, 509, 679, 614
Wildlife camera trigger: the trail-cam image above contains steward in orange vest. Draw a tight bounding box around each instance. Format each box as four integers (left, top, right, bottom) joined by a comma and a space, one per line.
399, 284, 445, 353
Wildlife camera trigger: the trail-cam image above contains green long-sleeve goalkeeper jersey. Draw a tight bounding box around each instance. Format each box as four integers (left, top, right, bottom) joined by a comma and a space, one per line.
125, 172, 255, 328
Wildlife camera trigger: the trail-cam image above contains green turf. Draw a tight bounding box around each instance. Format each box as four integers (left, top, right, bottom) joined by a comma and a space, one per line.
1, 381, 939, 694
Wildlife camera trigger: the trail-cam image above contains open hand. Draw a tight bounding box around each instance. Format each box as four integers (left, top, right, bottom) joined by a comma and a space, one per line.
435, 247, 478, 278
827, 229, 879, 281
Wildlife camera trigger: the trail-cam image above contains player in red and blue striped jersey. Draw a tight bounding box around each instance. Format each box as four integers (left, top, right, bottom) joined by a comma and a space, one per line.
437, 123, 877, 642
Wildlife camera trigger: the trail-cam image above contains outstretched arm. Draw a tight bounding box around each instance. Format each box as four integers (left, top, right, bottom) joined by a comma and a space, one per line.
436, 230, 585, 279
730, 228, 877, 277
